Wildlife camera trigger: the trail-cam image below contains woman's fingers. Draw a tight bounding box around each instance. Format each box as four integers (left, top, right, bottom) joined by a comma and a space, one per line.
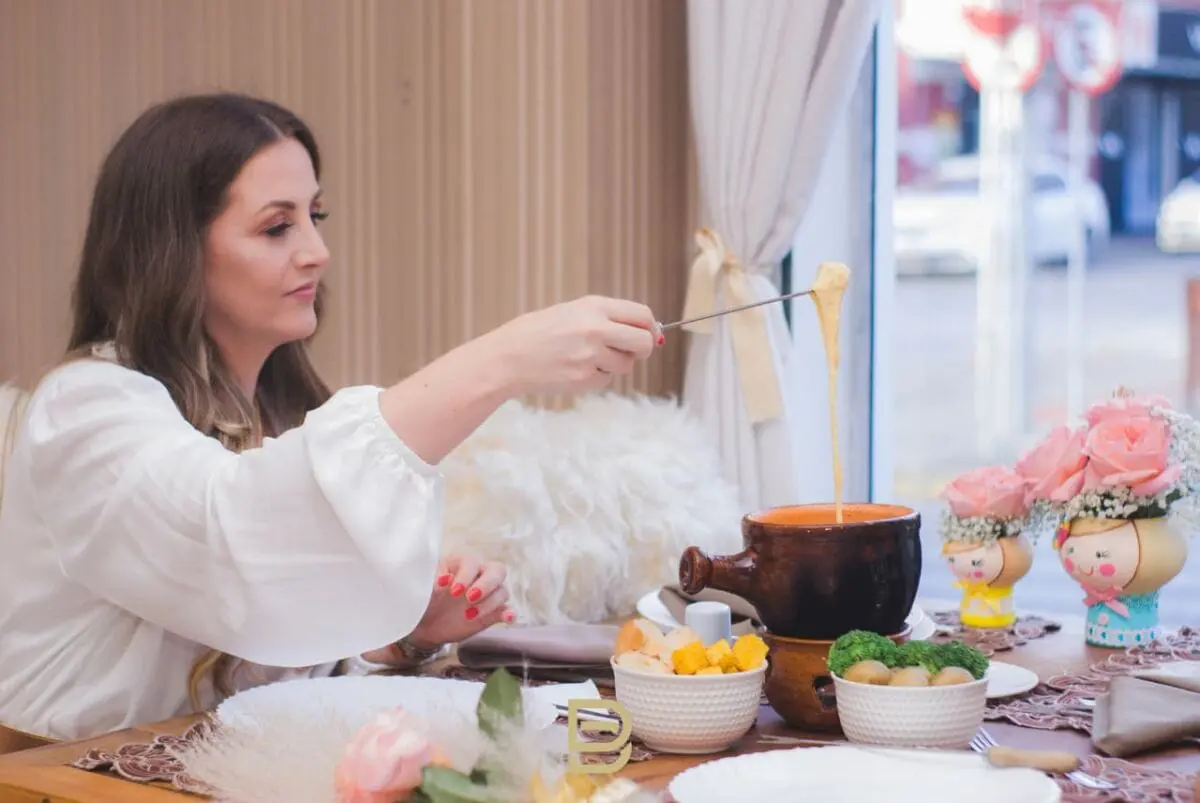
467, 586, 512, 626
447, 554, 482, 598
464, 561, 506, 605
600, 319, 655, 359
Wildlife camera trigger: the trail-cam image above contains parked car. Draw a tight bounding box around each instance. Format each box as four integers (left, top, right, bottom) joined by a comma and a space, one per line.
894, 155, 1111, 276
1156, 169, 1200, 254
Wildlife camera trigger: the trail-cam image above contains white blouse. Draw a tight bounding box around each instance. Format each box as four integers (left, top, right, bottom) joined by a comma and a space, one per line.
0, 357, 444, 740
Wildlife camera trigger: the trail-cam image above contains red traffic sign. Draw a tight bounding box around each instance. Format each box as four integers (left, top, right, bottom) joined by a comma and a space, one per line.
1047, 1, 1123, 95
962, 19, 1046, 92
962, 0, 1027, 38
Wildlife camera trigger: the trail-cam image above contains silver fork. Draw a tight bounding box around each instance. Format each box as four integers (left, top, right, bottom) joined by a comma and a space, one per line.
970, 729, 1116, 791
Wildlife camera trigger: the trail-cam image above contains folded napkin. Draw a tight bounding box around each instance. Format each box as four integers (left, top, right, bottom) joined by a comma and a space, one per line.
456, 624, 619, 675
657, 585, 763, 636
1092, 660, 1200, 757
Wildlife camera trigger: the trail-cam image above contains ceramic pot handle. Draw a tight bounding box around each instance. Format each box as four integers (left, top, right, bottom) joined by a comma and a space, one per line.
679, 546, 758, 601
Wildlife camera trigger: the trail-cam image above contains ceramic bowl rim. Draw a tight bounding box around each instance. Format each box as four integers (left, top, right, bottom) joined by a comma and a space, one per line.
831, 673, 988, 693
743, 502, 919, 530
610, 656, 769, 681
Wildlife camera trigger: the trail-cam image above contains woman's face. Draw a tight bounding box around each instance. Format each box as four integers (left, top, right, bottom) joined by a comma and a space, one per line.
203, 138, 330, 363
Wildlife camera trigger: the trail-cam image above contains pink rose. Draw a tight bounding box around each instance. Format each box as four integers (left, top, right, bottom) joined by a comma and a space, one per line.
1014, 425, 1088, 505
941, 465, 1029, 519
1084, 394, 1171, 427
334, 708, 442, 803
1082, 415, 1183, 498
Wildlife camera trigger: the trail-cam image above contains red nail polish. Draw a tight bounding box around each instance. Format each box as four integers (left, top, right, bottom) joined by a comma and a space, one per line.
657, 334, 666, 346
465, 607, 479, 620
467, 588, 482, 603
503, 611, 515, 623
437, 574, 452, 588
450, 583, 465, 597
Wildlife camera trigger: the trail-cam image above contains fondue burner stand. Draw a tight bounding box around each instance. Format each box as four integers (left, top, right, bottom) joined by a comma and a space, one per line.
762, 625, 913, 732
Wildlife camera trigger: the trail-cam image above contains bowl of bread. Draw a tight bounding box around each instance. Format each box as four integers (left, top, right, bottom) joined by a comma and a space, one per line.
610, 618, 767, 754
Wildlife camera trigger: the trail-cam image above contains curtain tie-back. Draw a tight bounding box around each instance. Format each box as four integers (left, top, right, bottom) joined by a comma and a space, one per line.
680, 227, 783, 424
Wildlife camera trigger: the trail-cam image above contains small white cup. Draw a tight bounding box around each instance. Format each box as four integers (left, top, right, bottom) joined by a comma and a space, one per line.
685, 601, 734, 646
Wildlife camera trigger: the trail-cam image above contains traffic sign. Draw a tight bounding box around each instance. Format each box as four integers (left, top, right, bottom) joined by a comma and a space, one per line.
1048, 1, 1122, 95
962, 20, 1046, 92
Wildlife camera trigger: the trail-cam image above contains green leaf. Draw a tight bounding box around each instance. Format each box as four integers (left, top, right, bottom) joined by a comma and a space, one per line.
476, 667, 523, 740
419, 766, 500, 803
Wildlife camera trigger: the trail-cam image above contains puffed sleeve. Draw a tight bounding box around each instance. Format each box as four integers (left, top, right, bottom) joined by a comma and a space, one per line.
22, 359, 443, 667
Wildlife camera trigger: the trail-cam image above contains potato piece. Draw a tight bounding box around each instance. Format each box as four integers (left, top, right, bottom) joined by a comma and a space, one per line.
732, 634, 769, 671
843, 660, 893, 685
705, 639, 738, 673
671, 641, 709, 675
695, 666, 723, 676
663, 625, 702, 655
614, 618, 667, 658
889, 666, 932, 686
615, 651, 671, 674
931, 666, 976, 686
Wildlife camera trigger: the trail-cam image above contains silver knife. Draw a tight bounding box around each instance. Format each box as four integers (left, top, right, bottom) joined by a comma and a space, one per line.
657, 288, 813, 331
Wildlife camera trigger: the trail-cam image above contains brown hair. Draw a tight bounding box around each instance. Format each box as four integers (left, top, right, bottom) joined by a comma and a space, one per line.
67, 92, 333, 710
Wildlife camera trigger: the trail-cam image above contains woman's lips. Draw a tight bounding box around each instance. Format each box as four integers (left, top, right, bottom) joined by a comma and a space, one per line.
288, 283, 317, 300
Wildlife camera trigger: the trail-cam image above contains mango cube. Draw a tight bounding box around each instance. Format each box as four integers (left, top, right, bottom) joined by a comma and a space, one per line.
670, 641, 709, 675
732, 634, 768, 671
705, 639, 738, 672
695, 666, 723, 675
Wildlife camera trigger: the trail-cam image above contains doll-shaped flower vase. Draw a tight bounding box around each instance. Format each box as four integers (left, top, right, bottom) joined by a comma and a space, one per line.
943, 533, 1034, 628
1056, 517, 1187, 648
939, 465, 1035, 629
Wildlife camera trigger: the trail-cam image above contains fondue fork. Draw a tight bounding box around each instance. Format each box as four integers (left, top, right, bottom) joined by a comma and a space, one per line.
656, 289, 813, 332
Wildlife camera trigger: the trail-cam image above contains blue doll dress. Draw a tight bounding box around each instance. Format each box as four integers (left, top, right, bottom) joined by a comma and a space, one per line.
1085, 591, 1161, 648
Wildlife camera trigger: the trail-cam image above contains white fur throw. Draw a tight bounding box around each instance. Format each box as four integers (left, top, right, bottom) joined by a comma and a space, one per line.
438, 393, 744, 625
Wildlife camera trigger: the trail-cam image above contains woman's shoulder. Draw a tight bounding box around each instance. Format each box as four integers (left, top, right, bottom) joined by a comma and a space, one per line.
27, 347, 178, 425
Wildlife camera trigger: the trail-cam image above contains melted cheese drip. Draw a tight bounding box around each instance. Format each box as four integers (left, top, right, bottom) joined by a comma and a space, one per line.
809, 262, 850, 523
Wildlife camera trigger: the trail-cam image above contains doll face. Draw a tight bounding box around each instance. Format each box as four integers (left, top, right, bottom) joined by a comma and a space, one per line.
945, 542, 1004, 585
1058, 522, 1140, 590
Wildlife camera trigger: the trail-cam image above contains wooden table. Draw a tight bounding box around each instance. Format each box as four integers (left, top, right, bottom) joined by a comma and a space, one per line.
0, 610, 1197, 801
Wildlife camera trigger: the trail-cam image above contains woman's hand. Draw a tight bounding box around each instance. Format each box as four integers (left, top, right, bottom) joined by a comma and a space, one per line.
481, 295, 659, 396
361, 554, 513, 665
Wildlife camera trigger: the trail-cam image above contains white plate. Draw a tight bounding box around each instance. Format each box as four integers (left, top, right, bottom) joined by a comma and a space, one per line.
636, 589, 935, 641
985, 661, 1040, 699
214, 674, 595, 734
668, 745, 1061, 803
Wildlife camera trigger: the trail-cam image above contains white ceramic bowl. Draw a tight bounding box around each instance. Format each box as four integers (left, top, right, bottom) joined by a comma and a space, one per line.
832, 674, 988, 749
610, 658, 767, 754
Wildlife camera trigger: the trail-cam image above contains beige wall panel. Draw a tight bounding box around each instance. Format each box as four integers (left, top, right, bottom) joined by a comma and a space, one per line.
0, 0, 690, 402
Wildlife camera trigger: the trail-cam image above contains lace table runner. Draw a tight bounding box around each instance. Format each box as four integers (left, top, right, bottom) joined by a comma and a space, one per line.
67, 718, 1197, 801
986, 626, 1200, 733
928, 610, 1063, 655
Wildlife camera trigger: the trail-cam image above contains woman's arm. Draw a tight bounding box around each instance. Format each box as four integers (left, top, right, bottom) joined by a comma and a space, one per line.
23, 360, 455, 668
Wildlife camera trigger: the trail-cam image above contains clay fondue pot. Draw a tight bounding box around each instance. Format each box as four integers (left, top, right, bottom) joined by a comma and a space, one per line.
679, 503, 922, 640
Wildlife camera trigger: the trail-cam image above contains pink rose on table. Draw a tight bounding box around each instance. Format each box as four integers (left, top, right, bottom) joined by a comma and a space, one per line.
334, 708, 446, 803
1014, 424, 1088, 504
942, 465, 1029, 519
1084, 394, 1171, 427
1082, 415, 1183, 498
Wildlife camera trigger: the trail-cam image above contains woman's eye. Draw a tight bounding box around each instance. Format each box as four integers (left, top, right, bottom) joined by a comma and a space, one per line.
311, 210, 330, 224
265, 222, 291, 238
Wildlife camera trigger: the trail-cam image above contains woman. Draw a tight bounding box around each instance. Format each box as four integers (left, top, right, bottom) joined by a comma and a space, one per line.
0, 93, 658, 742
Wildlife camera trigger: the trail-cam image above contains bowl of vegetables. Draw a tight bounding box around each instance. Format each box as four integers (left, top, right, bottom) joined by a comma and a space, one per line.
827, 630, 990, 749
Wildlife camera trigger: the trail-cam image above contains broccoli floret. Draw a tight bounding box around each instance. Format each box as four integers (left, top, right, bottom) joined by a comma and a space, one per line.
826, 630, 900, 676
894, 641, 943, 674
935, 641, 990, 680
